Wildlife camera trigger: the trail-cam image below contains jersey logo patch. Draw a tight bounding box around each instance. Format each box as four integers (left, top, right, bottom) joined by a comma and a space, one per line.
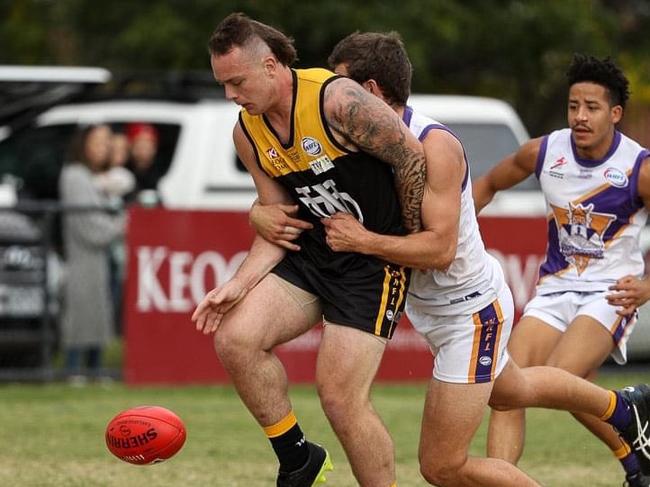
550, 156, 568, 170
551, 202, 616, 275
266, 147, 288, 171
301, 136, 322, 156
547, 156, 568, 179
604, 167, 628, 188
309, 155, 334, 175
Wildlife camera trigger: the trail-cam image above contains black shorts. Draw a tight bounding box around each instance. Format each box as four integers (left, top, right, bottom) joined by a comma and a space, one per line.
272, 251, 410, 339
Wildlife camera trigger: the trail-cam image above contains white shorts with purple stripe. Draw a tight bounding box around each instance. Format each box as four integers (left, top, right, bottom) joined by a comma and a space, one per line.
406, 284, 514, 384
523, 290, 638, 365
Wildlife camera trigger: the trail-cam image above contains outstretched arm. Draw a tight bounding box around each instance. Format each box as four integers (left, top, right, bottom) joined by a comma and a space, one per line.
226, 122, 292, 282
323, 129, 464, 271
192, 122, 290, 333
322, 77, 426, 232
192, 233, 285, 334
472, 137, 542, 214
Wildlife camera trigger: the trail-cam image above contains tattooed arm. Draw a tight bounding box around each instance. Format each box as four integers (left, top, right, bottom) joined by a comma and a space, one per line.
323, 129, 463, 271
322, 77, 426, 232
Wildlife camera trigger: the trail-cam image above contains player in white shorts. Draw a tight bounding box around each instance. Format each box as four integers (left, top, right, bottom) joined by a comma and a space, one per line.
248, 35, 650, 486
406, 266, 513, 384
524, 291, 637, 365
474, 53, 650, 486
394, 99, 515, 385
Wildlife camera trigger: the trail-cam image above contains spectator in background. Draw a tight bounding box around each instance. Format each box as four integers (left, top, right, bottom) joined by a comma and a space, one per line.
94, 131, 136, 203
93, 131, 136, 336
110, 131, 130, 168
59, 124, 126, 384
125, 122, 162, 204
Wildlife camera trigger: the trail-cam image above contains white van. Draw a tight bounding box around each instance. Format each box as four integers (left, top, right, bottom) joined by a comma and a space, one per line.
1, 93, 534, 211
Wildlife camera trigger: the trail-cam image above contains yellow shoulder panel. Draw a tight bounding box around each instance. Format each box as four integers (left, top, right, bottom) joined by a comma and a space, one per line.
240, 69, 348, 178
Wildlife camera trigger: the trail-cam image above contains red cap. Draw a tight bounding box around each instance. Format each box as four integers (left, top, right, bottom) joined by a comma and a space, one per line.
125, 123, 158, 143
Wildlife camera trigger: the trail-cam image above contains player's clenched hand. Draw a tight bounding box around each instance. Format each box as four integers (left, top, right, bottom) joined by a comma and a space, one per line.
607, 275, 650, 316
249, 202, 313, 251
322, 212, 370, 253
191, 280, 247, 334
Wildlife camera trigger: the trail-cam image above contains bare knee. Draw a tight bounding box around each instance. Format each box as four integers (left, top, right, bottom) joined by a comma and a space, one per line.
490, 363, 539, 409
213, 320, 259, 368
420, 455, 467, 486
317, 380, 366, 426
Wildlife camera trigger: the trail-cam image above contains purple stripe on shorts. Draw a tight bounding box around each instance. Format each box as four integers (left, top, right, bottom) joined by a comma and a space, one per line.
474, 303, 500, 383
613, 312, 637, 345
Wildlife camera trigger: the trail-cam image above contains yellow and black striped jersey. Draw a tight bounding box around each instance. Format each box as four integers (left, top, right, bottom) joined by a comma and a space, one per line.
239, 68, 406, 270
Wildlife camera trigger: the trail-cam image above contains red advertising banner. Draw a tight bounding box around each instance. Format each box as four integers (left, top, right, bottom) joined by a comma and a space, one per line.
123, 208, 547, 384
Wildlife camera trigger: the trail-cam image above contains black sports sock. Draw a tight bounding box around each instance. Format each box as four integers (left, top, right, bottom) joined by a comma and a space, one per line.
264, 412, 310, 472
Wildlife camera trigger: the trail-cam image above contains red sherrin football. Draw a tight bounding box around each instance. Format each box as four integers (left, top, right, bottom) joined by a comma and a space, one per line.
105, 405, 186, 465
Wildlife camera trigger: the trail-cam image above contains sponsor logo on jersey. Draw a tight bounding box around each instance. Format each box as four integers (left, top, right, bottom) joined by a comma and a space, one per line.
286, 148, 302, 163
604, 167, 628, 188
578, 168, 593, 180
547, 156, 568, 179
386, 309, 394, 321
301, 136, 322, 156
309, 155, 334, 175
550, 156, 568, 170
266, 147, 288, 171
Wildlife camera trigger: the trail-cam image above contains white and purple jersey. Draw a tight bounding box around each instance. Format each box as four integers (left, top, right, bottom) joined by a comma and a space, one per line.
403, 106, 505, 315
535, 128, 649, 295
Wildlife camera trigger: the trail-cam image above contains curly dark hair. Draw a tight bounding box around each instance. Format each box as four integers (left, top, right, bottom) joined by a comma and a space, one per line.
208, 12, 297, 66
328, 31, 412, 106
566, 53, 630, 109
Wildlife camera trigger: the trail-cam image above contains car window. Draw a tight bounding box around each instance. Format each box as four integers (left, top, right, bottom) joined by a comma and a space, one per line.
445, 122, 539, 191
113, 122, 181, 188
0, 122, 181, 200
0, 124, 77, 199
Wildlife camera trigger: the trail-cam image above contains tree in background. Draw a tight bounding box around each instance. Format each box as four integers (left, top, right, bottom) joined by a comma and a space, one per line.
1, 0, 649, 141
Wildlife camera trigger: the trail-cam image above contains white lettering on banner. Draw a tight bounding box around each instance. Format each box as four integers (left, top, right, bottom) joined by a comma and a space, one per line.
136, 246, 248, 313
135, 245, 542, 315
488, 249, 544, 310
137, 246, 169, 312
189, 251, 247, 305
169, 251, 193, 311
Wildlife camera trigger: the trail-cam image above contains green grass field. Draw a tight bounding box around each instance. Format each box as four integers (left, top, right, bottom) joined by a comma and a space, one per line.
0, 371, 647, 486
